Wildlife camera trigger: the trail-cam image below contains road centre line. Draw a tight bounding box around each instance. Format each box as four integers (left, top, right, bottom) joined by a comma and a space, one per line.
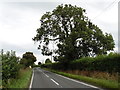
38, 69, 99, 88
37, 68, 50, 78
51, 78, 59, 85
56, 74, 102, 89
45, 74, 49, 77
42, 71, 62, 87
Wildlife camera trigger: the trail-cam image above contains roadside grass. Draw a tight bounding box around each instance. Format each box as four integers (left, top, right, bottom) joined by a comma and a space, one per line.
44, 68, 119, 89
0, 79, 2, 88
63, 70, 118, 81
7, 67, 32, 88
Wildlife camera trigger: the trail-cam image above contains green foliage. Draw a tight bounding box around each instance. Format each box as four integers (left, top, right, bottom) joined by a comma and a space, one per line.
42, 53, 120, 73
70, 53, 120, 73
1, 49, 20, 86
7, 68, 32, 88
20, 52, 37, 68
33, 4, 115, 63
45, 58, 52, 64
41, 63, 52, 68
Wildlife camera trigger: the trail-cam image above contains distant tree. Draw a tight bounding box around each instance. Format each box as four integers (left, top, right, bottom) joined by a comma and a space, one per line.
45, 58, 52, 64
33, 4, 115, 63
38, 62, 42, 65
20, 52, 36, 68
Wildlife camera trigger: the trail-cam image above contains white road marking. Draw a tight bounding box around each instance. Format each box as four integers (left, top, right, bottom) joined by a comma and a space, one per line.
45, 74, 49, 77
38, 69, 42, 72
51, 78, 59, 85
38, 68, 49, 78
56, 74, 102, 89
38, 70, 41, 72
29, 69, 34, 89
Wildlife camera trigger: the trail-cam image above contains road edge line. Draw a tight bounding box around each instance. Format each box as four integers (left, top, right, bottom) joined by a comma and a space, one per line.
56, 74, 102, 89
29, 69, 34, 89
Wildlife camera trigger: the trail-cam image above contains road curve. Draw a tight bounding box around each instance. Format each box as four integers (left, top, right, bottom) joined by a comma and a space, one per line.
29, 67, 102, 89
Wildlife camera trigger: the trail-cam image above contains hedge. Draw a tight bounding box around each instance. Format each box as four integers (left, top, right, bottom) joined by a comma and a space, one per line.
69, 53, 120, 73
41, 53, 120, 73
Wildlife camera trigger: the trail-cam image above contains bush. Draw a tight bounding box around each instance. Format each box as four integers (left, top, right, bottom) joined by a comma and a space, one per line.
41, 63, 52, 68
69, 57, 95, 70
1, 50, 20, 86
70, 53, 120, 73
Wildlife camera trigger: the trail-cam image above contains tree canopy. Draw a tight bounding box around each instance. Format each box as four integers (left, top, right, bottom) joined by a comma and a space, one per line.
38, 62, 42, 65
33, 4, 115, 63
45, 58, 52, 64
20, 52, 36, 68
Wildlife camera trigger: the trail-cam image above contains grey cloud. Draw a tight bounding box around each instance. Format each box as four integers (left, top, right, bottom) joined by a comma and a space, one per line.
0, 2, 61, 27
0, 41, 41, 56
0, 41, 48, 62
118, 1, 120, 53
2, 2, 60, 12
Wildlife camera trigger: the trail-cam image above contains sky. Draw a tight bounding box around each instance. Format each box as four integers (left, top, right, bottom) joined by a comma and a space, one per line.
0, 0, 119, 64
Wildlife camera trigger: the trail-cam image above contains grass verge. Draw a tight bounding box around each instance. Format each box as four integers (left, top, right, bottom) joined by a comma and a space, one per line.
44, 68, 119, 89
7, 67, 32, 88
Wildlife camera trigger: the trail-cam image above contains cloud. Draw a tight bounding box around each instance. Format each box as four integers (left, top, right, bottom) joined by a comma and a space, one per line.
0, 2, 59, 64
0, 41, 50, 63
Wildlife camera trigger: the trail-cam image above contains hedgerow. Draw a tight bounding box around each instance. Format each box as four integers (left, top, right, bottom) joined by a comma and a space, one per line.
69, 53, 120, 73
41, 53, 120, 73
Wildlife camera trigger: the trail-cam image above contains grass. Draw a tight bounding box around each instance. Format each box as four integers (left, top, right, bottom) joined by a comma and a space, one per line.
63, 70, 118, 81
0, 79, 2, 89
44, 68, 119, 89
7, 67, 32, 88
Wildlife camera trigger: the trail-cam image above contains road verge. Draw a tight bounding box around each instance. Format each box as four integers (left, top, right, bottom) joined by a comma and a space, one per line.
44, 68, 119, 89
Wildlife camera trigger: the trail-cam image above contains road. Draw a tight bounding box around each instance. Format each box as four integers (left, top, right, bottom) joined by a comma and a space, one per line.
29, 67, 102, 89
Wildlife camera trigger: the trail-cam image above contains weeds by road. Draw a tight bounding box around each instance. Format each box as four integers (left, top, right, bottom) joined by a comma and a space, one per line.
6, 68, 32, 88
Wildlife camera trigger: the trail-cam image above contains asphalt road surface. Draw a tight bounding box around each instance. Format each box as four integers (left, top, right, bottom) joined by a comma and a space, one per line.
29, 67, 102, 89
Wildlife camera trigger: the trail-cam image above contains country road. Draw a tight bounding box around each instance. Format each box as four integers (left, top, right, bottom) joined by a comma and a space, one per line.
29, 67, 102, 89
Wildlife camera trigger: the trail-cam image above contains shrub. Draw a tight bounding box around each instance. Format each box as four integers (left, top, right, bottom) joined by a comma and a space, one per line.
1, 50, 20, 86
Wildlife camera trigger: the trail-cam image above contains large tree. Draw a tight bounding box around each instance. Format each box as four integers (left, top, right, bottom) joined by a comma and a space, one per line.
20, 52, 36, 68
33, 4, 114, 63
45, 58, 52, 64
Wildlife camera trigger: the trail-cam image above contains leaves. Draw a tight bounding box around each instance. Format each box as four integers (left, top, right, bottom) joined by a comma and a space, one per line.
1, 50, 20, 84
33, 4, 115, 63
20, 52, 37, 68
45, 58, 52, 64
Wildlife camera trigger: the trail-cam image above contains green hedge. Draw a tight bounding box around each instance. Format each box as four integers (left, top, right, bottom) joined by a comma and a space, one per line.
69, 53, 120, 73
41, 53, 120, 73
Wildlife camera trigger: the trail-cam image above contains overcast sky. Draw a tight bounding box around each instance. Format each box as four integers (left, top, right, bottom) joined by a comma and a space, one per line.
0, 0, 119, 64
